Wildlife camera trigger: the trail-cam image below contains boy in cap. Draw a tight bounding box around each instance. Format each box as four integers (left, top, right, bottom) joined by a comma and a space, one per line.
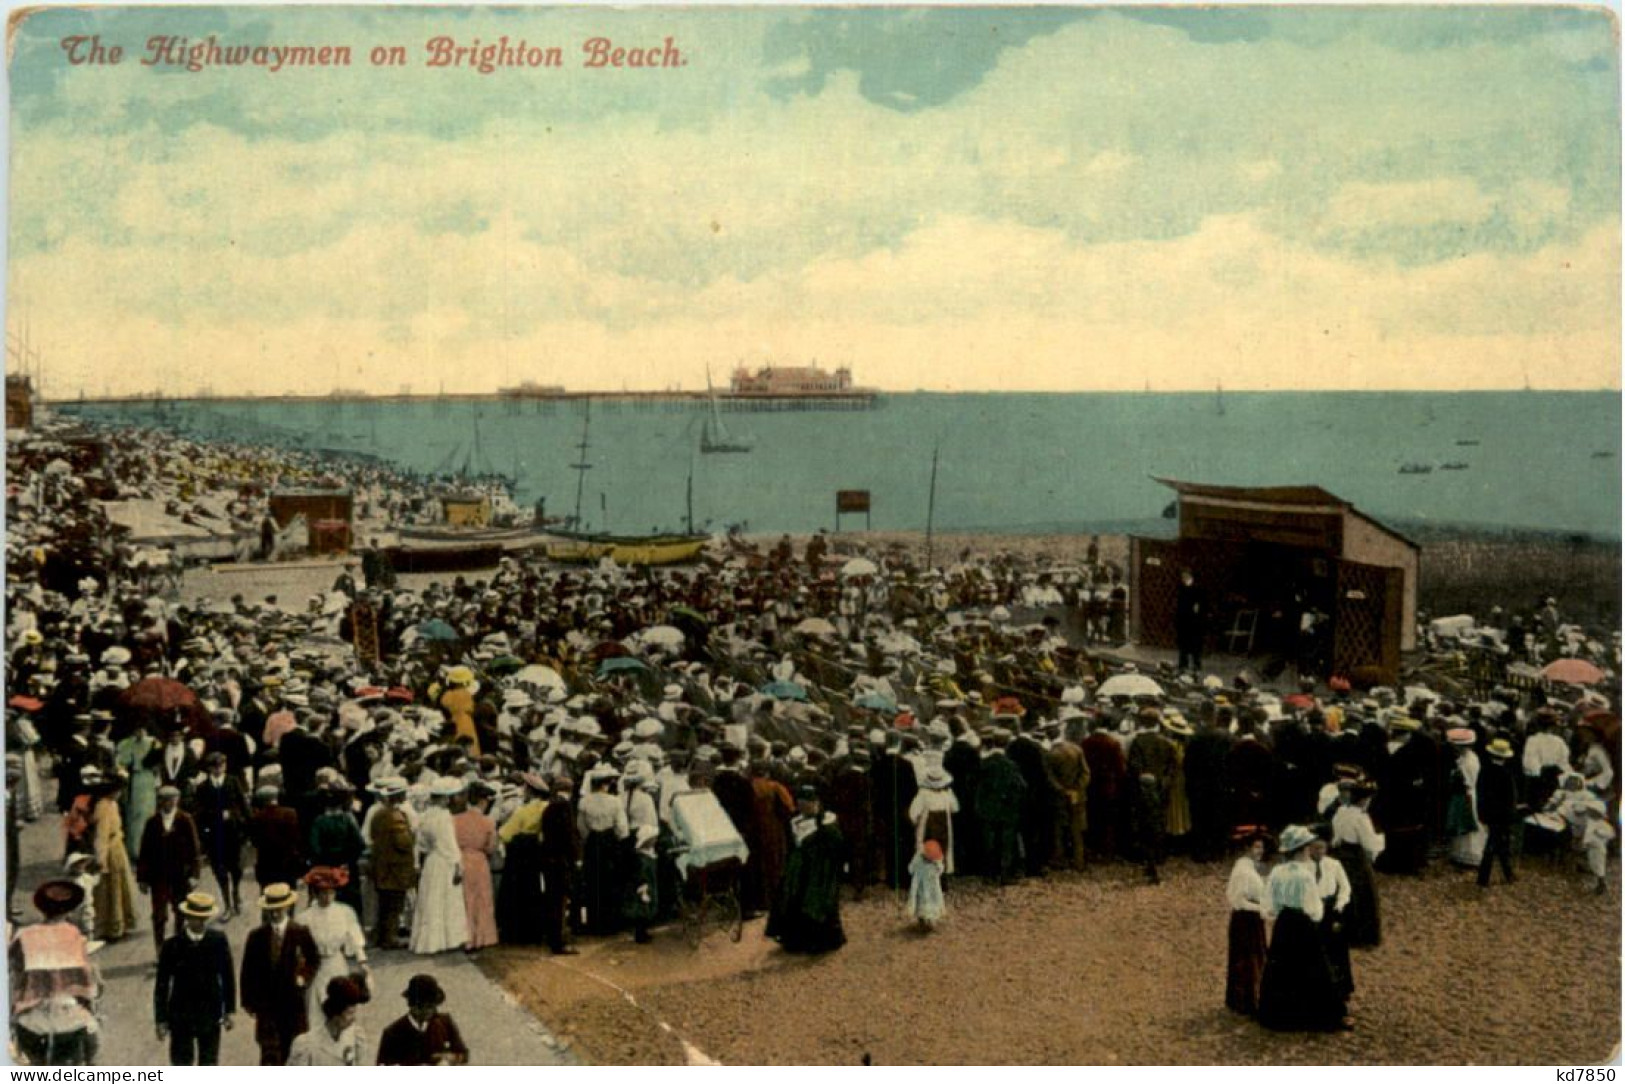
192, 751, 250, 918
137, 784, 202, 953
376, 974, 469, 1065
154, 892, 236, 1065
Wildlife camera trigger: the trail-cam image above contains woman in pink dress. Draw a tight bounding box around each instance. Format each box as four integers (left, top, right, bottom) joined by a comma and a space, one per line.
451, 785, 499, 951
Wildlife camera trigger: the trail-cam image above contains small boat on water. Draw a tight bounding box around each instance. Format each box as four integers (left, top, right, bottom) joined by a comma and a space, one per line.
1439, 461, 1470, 471
1455, 439, 1480, 447
1398, 462, 1433, 475
1593, 450, 1615, 459
701, 370, 753, 454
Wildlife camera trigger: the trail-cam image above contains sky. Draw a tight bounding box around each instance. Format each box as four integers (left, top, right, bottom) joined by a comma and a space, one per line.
5, 5, 1621, 396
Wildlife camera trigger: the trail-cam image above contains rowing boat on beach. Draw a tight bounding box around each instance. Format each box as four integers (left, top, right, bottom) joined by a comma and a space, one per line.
543, 530, 707, 566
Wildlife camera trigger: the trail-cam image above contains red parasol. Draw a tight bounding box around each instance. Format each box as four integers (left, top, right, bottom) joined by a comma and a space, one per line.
119, 676, 199, 714
7, 695, 43, 712
385, 686, 415, 704
592, 641, 630, 661
1283, 693, 1316, 710
1542, 659, 1607, 686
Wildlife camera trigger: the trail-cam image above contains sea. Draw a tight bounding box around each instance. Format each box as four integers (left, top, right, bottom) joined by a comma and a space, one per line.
61, 391, 1623, 541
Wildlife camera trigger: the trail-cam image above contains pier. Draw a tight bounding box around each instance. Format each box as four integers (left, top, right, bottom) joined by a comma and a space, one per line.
52, 388, 880, 413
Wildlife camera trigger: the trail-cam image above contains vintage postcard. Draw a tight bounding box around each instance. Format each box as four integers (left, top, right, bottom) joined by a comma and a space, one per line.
3, 3, 1620, 1068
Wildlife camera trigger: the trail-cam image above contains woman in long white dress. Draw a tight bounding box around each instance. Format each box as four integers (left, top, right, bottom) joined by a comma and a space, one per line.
908, 767, 959, 874
1445, 730, 1486, 867
410, 781, 468, 955
302, 866, 369, 1018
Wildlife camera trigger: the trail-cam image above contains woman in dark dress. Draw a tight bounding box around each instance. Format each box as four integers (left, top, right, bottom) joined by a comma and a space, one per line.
1329, 782, 1384, 947
494, 775, 549, 945
766, 788, 846, 955
1224, 828, 1272, 1015
308, 783, 366, 922
1257, 825, 1350, 1032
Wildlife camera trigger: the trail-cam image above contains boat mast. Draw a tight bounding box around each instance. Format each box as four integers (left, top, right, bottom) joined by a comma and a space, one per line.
925, 441, 940, 569
685, 451, 695, 536
572, 401, 592, 528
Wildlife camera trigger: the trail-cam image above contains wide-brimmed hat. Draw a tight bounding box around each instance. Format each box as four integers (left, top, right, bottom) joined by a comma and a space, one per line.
1446, 728, 1476, 746
369, 776, 408, 798
446, 665, 476, 687
304, 866, 350, 891
520, 771, 550, 793
179, 891, 219, 919
1485, 738, 1515, 759
430, 778, 466, 799
1162, 713, 1195, 738
1278, 825, 1317, 854
404, 974, 446, 1006
260, 883, 298, 911
1388, 715, 1421, 732
1231, 824, 1275, 851
34, 879, 85, 918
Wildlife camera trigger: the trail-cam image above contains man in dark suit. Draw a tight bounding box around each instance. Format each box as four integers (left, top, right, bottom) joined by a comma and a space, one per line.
1175, 569, 1206, 674
1184, 714, 1236, 863
537, 777, 580, 955
191, 752, 250, 917
248, 784, 306, 889
239, 883, 319, 1065
1476, 739, 1523, 888
1043, 716, 1090, 871
154, 892, 235, 1065
144, 728, 201, 805
1127, 711, 1179, 884
367, 779, 417, 949
276, 715, 334, 830
137, 785, 202, 953
1007, 717, 1054, 876
975, 730, 1027, 884
1081, 715, 1127, 861
377, 974, 469, 1065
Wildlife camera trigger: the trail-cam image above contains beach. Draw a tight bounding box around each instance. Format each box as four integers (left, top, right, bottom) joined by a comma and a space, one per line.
484, 857, 1620, 1065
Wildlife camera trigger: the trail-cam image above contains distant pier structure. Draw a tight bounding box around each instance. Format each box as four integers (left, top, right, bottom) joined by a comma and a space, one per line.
58, 364, 882, 414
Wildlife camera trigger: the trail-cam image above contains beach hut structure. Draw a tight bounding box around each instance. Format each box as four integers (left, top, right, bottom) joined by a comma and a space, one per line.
1131, 479, 1419, 683
5, 375, 34, 430
440, 492, 492, 527
269, 487, 354, 555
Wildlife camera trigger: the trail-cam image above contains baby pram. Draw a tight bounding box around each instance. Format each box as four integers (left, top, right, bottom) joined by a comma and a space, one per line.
669, 790, 750, 947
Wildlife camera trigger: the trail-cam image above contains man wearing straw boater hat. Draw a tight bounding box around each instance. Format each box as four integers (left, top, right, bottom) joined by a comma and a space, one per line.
153, 891, 236, 1065
240, 883, 319, 1065
1476, 738, 1522, 888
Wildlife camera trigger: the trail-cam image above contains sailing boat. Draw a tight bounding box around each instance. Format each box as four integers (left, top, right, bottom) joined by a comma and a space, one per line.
1215, 380, 1226, 417
545, 401, 708, 566
701, 370, 753, 453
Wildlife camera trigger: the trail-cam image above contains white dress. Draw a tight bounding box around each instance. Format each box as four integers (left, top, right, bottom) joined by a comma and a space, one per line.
410, 806, 468, 954
1449, 752, 1487, 867
303, 901, 367, 1019
288, 1022, 367, 1066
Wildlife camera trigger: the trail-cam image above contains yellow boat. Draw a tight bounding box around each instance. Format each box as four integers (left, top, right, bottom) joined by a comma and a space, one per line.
545, 532, 706, 566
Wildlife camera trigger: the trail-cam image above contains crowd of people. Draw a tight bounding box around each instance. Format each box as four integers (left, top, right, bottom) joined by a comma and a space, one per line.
6, 417, 1621, 1063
